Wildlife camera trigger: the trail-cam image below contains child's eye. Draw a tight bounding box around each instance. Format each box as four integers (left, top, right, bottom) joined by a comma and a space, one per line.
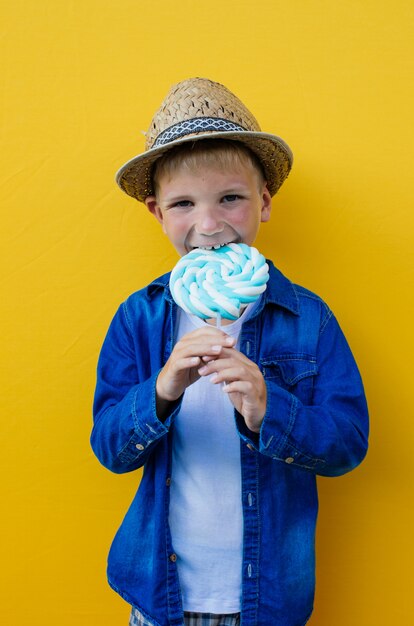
171, 200, 193, 208
222, 194, 241, 203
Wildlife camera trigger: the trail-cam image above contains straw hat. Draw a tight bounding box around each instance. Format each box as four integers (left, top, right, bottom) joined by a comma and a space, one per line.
116, 77, 293, 203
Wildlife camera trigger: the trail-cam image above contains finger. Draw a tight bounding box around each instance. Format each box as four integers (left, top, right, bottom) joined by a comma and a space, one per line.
221, 379, 255, 394
175, 337, 235, 358
181, 328, 236, 345
198, 361, 218, 376
174, 342, 223, 359
200, 341, 237, 361
208, 346, 248, 362
198, 355, 250, 376
209, 365, 248, 384
201, 355, 217, 363
168, 355, 202, 374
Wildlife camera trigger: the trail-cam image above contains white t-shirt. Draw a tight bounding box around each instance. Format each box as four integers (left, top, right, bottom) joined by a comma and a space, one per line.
168, 300, 260, 613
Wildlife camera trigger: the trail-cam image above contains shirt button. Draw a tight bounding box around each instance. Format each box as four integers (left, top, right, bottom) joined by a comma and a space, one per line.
246, 444, 254, 451
166, 477, 171, 486
285, 457, 295, 464
135, 443, 145, 451
169, 553, 177, 562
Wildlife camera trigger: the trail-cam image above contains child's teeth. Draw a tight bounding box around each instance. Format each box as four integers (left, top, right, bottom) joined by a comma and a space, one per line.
196, 243, 230, 251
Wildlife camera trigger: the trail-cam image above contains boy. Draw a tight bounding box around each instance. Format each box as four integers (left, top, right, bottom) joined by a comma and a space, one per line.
91, 78, 369, 626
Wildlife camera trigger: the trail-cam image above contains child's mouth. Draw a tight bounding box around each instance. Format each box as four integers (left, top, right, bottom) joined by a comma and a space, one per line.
191, 240, 239, 251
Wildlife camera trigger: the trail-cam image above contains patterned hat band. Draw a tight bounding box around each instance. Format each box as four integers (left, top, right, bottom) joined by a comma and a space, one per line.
152, 117, 247, 148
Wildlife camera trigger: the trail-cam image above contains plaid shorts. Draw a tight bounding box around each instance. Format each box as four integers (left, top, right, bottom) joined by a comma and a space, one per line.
129, 607, 240, 626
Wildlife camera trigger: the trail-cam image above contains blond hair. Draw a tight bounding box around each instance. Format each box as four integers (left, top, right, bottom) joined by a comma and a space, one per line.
152, 139, 266, 197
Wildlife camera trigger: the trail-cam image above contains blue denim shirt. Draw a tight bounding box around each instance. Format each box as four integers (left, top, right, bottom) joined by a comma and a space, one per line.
91, 261, 369, 626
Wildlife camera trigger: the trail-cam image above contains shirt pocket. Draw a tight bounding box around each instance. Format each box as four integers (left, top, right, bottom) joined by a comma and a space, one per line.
260, 354, 318, 405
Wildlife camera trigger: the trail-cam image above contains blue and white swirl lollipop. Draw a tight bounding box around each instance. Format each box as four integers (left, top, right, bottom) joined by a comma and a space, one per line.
169, 243, 269, 322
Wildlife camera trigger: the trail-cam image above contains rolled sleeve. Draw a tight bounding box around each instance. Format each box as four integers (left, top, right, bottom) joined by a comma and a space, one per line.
91, 303, 180, 473
236, 314, 369, 477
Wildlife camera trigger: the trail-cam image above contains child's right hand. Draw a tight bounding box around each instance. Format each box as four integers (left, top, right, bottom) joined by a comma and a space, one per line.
156, 327, 236, 411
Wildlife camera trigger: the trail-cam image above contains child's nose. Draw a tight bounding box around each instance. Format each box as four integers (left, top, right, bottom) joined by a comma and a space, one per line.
195, 208, 223, 235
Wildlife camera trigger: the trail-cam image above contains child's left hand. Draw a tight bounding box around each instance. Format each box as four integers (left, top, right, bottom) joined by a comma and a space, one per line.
198, 347, 267, 433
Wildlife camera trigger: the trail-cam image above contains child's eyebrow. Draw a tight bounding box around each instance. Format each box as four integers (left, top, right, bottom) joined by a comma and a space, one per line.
161, 193, 193, 204
220, 186, 248, 194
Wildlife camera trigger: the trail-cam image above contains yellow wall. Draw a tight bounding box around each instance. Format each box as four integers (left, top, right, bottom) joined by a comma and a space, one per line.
1, 1, 413, 624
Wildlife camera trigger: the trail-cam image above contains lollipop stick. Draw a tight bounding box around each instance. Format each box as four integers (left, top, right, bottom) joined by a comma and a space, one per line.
216, 313, 226, 389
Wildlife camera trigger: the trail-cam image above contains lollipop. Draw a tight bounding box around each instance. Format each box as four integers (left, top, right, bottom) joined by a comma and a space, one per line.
169, 243, 269, 321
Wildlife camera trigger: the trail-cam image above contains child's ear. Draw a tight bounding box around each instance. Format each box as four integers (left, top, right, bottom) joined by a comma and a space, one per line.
145, 196, 164, 227
260, 184, 272, 223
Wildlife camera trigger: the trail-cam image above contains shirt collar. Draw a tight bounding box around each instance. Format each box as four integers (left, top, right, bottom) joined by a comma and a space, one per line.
262, 260, 300, 315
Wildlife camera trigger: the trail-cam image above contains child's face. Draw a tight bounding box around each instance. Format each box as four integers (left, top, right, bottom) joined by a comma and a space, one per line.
145, 161, 272, 257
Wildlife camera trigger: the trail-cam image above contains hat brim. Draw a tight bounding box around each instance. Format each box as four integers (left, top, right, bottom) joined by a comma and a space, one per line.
115, 131, 293, 203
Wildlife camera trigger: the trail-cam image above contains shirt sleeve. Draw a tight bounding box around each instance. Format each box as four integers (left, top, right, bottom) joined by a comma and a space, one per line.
236, 313, 369, 477
90, 303, 181, 473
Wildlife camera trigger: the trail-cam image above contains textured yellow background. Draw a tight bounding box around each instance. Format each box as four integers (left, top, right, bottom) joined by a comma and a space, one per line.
1, 1, 413, 624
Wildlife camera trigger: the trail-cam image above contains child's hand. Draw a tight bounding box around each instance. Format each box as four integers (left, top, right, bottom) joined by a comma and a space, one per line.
198, 348, 267, 433
156, 327, 236, 408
